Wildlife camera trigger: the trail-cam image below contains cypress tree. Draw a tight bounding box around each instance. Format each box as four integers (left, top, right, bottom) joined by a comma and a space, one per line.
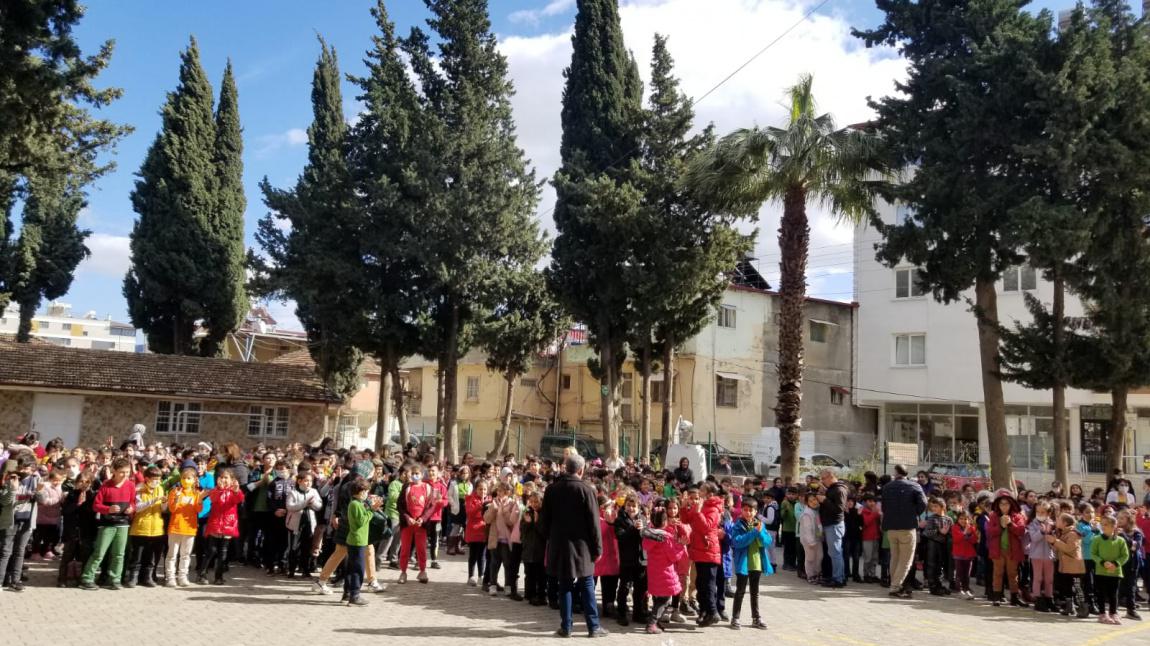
549, 0, 644, 458
125, 38, 218, 355
255, 39, 365, 400
200, 61, 247, 357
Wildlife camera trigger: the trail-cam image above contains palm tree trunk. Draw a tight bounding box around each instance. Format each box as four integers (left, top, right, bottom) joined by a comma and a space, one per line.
660, 334, 675, 468
1051, 271, 1069, 487
1108, 386, 1128, 475
775, 186, 808, 484
975, 276, 1015, 491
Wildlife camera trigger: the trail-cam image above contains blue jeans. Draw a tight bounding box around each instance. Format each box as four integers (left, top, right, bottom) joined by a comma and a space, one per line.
558, 575, 600, 634
344, 545, 365, 599
824, 522, 845, 584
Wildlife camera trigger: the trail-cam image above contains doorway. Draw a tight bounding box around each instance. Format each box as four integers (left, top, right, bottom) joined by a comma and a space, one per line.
31, 393, 84, 448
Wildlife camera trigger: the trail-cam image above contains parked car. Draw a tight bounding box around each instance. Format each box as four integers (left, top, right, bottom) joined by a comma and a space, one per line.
539, 434, 603, 463
768, 452, 848, 477
926, 463, 1024, 492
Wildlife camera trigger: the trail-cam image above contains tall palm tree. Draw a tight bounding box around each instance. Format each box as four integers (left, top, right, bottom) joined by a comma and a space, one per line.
685, 74, 889, 483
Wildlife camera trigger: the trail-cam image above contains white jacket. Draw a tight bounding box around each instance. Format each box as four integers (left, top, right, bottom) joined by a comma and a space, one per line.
285, 487, 322, 533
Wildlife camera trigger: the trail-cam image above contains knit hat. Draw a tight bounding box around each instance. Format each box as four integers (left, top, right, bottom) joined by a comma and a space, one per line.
355, 460, 375, 479
180, 459, 198, 473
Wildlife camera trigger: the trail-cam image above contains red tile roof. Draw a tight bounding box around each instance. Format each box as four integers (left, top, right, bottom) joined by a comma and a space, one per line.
0, 339, 336, 404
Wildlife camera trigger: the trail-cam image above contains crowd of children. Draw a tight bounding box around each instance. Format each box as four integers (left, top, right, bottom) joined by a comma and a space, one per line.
1, 430, 1149, 634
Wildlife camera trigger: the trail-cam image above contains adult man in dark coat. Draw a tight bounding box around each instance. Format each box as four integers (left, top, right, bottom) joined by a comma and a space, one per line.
881, 464, 927, 599
540, 453, 607, 638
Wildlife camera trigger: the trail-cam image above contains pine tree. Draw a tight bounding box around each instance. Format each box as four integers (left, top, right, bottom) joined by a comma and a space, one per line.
549, 0, 644, 458
401, 0, 545, 462
199, 61, 247, 357
855, 0, 1052, 489
124, 38, 219, 355
254, 38, 365, 400
10, 173, 90, 341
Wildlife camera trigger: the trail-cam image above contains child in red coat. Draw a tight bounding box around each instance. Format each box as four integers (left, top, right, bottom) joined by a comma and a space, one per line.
643, 506, 689, 635
398, 467, 436, 584
950, 510, 979, 599
464, 480, 490, 586
683, 483, 724, 627
196, 468, 242, 585
986, 493, 1028, 607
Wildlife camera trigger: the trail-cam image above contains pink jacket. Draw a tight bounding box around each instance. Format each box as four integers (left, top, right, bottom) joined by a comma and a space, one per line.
669, 521, 693, 576
595, 516, 620, 576
644, 529, 688, 597
495, 497, 521, 544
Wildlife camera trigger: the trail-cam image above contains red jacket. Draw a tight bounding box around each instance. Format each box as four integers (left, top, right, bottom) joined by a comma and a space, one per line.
205, 488, 242, 538
682, 496, 723, 564
951, 523, 979, 560
986, 511, 1027, 561
861, 508, 882, 541
464, 493, 489, 543
427, 479, 449, 522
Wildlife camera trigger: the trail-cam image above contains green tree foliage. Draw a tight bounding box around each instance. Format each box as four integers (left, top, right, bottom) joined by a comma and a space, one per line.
685, 74, 887, 484
125, 38, 245, 356
549, 0, 644, 458
254, 39, 364, 400
855, 0, 1052, 489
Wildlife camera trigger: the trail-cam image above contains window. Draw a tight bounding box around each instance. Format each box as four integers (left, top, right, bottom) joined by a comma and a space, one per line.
652, 376, 676, 404
91, 340, 115, 350
809, 320, 829, 343
561, 374, 572, 390
247, 406, 290, 437
44, 337, 70, 347
110, 326, 135, 337
1003, 264, 1037, 292
620, 373, 634, 422
717, 305, 737, 329
519, 378, 538, 389
716, 375, 739, 408
155, 401, 202, 434
895, 267, 926, 299
894, 333, 926, 366
61, 323, 72, 331
830, 388, 845, 405
465, 376, 480, 401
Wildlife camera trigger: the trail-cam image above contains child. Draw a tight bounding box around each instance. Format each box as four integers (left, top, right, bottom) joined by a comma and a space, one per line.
1050, 511, 1087, 617
124, 466, 165, 587
195, 468, 243, 585
519, 491, 547, 605
921, 497, 953, 595
728, 499, 772, 630
79, 457, 134, 590
643, 506, 688, 635
595, 496, 620, 617
343, 479, 379, 606
780, 487, 798, 571
683, 482, 724, 628
495, 481, 523, 600
166, 461, 205, 587
1116, 509, 1144, 621
1077, 502, 1101, 614
1091, 515, 1130, 625
57, 472, 96, 587
1027, 501, 1056, 612
464, 480, 490, 586
986, 494, 1027, 607
31, 468, 65, 561
614, 493, 649, 626
0, 456, 39, 591
426, 464, 449, 569
844, 494, 863, 583
760, 490, 781, 570
950, 510, 979, 599
860, 494, 882, 583
286, 472, 323, 578
798, 492, 823, 584
665, 497, 692, 622
397, 465, 434, 584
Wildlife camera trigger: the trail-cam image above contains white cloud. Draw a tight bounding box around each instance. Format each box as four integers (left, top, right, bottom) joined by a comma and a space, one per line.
254, 127, 308, 158
498, 0, 906, 301
77, 233, 131, 278
509, 0, 576, 25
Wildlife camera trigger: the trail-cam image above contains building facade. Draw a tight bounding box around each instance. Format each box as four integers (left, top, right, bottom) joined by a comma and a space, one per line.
853, 199, 1150, 476
0, 301, 136, 351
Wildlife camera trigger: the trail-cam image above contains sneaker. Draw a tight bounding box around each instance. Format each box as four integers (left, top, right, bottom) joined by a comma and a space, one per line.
1110, 614, 1122, 625
1127, 609, 1142, 621
79, 581, 98, 591
554, 628, 571, 638
8, 582, 24, 592
588, 628, 609, 638
645, 624, 663, 635
164, 578, 178, 588
398, 572, 408, 584
369, 579, 388, 593
141, 579, 156, 588
1099, 615, 1112, 625
312, 579, 333, 595
177, 578, 190, 588
489, 586, 499, 597
751, 619, 767, 630
388, 560, 399, 570
730, 619, 741, 630
348, 595, 370, 607
670, 611, 685, 623
417, 571, 429, 584
107, 582, 123, 591
430, 561, 441, 569
211, 578, 224, 585
467, 577, 477, 587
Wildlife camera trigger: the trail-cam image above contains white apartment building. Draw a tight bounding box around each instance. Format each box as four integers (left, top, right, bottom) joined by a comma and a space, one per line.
853, 200, 1150, 476
0, 301, 137, 352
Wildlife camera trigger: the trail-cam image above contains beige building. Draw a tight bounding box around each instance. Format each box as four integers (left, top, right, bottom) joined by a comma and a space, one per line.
0, 339, 335, 449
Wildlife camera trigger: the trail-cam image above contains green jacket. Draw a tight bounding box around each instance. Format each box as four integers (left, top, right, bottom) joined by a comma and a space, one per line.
1090, 534, 1129, 578
347, 499, 372, 547
780, 499, 797, 533
385, 479, 403, 522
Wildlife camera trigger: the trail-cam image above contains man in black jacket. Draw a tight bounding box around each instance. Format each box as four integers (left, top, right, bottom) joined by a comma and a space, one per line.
881, 464, 927, 598
541, 454, 608, 638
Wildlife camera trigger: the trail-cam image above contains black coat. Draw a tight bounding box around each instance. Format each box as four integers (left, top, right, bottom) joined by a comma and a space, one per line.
540, 473, 601, 579
881, 477, 927, 531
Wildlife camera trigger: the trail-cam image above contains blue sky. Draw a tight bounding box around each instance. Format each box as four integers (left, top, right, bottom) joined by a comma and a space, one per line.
57, 0, 1121, 330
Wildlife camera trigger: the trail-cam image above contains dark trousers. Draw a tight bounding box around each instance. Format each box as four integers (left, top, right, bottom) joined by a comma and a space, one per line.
1055, 571, 1081, 606
524, 561, 546, 600
599, 574, 618, 611
953, 557, 973, 592
197, 536, 231, 581
125, 535, 165, 583
486, 546, 502, 588
57, 535, 92, 584
467, 541, 486, 579
344, 545, 365, 599
1122, 563, 1141, 611
0, 519, 33, 586
732, 571, 762, 620
694, 562, 720, 616
246, 511, 269, 565
924, 540, 946, 590
795, 540, 805, 578
844, 537, 861, 579
498, 542, 521, 590
1082, 560, 1097, 609
31, 522, 60, 556
262, 515, 288, 571
558, 575, 600, 634
287, 524, 314, 576
427, 522, 440, 561
782, 531, 796, 568
1095, 575, 1119, 615
650, 596, 674, 625
617, 564, 648, 619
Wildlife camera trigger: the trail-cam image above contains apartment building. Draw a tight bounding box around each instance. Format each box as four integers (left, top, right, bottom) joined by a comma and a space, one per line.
0, 302, 136, 351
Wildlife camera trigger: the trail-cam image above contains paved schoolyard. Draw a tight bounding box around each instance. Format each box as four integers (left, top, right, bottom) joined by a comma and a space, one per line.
6, 556, 1147, 646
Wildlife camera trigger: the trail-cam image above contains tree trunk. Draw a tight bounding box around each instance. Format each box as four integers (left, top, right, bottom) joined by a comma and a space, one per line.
775, 186, 809, 485
16, 297, 35, 342
443, 303, 461, 464
376, 358, 394, 453
598, 319, 619, 460
490, 374, 515, 460
435, 360, 446, 456
1108, 386, 1128, 475
639, 343, 652, 464
391, 364, 409, 448
1051, 271, 1069, 487
975, 276, 1015, 491
660, 334, 675, 468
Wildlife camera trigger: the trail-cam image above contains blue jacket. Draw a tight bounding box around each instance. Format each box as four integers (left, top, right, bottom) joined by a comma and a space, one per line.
729, 518, 775, 577
720, 513, 734, 578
